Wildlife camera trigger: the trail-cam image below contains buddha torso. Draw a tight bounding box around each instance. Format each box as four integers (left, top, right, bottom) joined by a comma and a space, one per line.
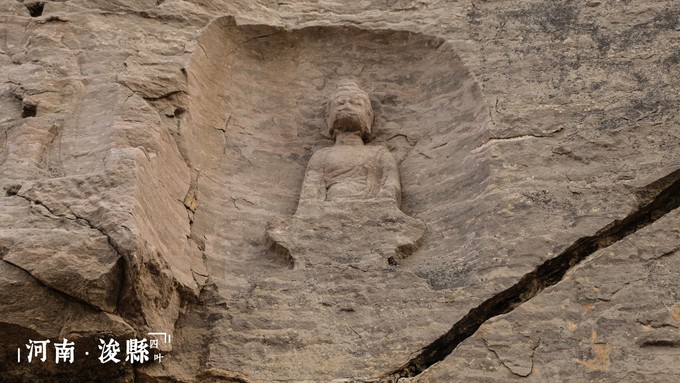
316, 145, 389, 202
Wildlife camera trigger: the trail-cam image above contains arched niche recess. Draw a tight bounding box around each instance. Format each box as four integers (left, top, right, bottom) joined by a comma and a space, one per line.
181, 16, 491, 381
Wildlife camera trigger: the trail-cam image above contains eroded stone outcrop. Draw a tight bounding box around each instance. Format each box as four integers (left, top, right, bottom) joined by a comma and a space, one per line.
1, 2, 204, 380
1, 0, 679, 382
382, 167, 680, 381
413, 173, 680, 382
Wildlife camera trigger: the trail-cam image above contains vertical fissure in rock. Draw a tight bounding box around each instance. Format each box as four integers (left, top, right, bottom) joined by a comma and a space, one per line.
379, 168, 680, 380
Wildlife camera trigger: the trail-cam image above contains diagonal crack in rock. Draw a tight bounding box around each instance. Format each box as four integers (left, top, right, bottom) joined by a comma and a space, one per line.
10, 191, 127, 312
377, 168, 680, 381
12, 191, 126, 260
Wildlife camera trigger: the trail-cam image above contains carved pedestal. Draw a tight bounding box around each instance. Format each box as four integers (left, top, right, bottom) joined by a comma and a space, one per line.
266, 200, 425, 269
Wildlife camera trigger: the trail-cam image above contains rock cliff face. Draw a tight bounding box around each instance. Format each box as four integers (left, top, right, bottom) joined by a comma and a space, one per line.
1, 1, 678, 382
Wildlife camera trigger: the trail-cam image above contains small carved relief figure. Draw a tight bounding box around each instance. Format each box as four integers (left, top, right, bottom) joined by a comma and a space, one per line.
298, 81, 401, 210
266, 80, 424, 268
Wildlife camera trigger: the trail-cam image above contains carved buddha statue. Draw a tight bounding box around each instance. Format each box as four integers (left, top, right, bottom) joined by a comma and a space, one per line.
297, 81, 401, 210
266, 80, 424, 268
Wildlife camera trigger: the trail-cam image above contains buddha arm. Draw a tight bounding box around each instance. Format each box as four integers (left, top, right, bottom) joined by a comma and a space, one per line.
298, 150, 327, 205
377, 148, 402, 206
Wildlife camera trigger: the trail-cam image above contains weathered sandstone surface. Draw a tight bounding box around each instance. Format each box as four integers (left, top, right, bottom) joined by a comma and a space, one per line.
0, 0, 678, 382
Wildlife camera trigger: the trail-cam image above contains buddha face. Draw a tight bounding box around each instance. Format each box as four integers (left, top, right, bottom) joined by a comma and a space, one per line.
325, 83, 373, 141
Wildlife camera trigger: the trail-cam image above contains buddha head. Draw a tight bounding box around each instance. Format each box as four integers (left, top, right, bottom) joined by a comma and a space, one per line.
325, 81, 374, 142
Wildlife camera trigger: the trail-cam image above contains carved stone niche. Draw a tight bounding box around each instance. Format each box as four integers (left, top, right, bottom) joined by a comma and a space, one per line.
181, 16, 490, 382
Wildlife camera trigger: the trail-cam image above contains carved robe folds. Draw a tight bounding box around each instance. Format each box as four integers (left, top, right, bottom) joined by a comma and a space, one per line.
266, 144, 424, 269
